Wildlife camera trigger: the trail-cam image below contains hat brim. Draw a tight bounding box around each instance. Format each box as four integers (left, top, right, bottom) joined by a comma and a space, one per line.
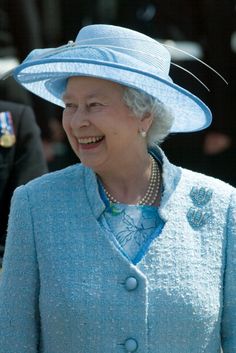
13, 58, 212, 133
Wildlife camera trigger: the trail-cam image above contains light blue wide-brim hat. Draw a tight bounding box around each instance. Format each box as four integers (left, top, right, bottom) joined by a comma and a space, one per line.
12, 24, 212, 133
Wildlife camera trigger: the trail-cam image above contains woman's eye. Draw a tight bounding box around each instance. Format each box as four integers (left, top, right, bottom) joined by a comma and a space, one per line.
64, 103, 77, 111
65, 103, 74, 108
88, 102, 102, 108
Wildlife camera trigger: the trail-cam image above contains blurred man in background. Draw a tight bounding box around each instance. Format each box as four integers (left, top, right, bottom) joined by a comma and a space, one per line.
0, 100, 48, 266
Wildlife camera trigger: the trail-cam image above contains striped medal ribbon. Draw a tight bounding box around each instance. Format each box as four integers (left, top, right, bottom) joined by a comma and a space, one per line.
0, 111, 16, 148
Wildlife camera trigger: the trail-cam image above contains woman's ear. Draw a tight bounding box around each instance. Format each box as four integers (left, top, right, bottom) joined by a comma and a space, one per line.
141, 112, 153, 133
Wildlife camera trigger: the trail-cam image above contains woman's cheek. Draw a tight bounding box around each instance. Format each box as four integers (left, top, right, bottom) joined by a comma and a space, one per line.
62, 114, 71, 135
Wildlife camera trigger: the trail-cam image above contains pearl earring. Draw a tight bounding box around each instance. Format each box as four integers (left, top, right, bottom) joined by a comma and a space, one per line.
139, 129, 147, 138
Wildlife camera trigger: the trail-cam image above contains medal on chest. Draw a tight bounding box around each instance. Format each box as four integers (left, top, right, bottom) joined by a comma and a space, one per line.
0, 111, 16, 148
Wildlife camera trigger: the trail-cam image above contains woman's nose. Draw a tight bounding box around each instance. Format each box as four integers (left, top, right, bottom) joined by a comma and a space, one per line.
70, 108, 90, 129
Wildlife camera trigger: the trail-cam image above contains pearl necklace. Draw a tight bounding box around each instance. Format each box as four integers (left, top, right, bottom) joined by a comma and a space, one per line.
103, 155, 161, 206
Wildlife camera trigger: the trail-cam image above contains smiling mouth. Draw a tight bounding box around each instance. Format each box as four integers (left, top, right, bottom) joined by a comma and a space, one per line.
77, 136, 104, 144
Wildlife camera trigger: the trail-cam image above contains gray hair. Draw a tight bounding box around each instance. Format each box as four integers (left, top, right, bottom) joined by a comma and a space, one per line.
123, 87, 174, 146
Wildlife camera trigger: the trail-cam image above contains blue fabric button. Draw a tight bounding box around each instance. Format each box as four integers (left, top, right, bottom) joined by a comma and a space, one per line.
124, 338, 138, 352
125, 276, 138, 291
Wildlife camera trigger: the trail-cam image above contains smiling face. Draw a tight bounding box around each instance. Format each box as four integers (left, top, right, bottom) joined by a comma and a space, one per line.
62, 76, 152, 174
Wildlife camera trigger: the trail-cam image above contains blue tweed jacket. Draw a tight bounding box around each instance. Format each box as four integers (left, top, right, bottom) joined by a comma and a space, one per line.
0, 147, 235, 353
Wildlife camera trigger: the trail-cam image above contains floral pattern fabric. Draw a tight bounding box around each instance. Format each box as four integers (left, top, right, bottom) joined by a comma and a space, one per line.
99, 202, 164, 264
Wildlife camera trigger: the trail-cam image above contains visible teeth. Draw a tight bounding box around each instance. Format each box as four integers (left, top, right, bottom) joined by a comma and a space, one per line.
78, 136, 103, 144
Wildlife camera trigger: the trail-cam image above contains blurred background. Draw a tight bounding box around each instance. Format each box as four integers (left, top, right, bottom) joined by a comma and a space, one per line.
0, 0, 235, 185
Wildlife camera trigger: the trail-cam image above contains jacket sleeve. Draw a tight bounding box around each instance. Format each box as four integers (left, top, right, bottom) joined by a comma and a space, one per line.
221, 191, 236, 352
0, 185, 39, 353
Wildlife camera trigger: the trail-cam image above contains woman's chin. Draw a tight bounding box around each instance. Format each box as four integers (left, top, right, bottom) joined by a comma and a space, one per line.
78, 155, 106, 172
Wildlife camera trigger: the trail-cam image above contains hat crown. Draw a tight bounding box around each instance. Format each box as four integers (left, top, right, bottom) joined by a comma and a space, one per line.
75, 24, 171, 77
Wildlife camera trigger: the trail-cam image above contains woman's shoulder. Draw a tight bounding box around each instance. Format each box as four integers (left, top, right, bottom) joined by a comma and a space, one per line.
20, 163, 84, 193
10, 163, 89, 213
181, 166, 234, 188
179, 166, 235, 201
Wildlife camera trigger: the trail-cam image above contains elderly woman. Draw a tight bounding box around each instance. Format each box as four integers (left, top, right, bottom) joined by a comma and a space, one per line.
0, 24, 235, 353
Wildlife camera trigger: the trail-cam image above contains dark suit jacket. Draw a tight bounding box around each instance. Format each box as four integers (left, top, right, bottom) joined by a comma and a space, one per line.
0, 101, 48, 252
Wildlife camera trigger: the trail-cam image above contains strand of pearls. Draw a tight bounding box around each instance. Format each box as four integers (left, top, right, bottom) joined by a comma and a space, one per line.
103, 155, 161, 206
